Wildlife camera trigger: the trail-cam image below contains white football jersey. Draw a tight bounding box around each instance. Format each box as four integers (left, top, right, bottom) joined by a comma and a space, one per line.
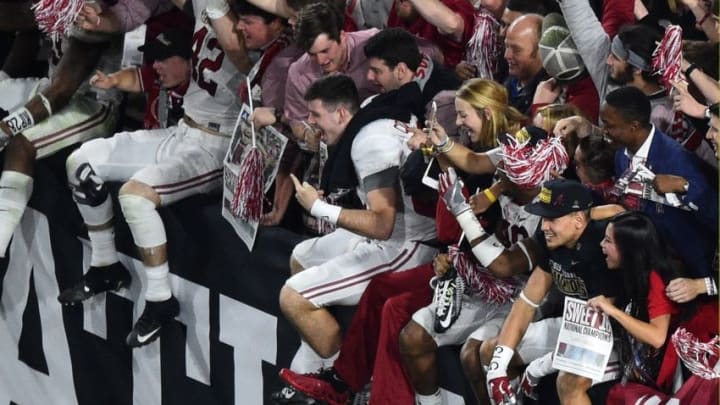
351, 118, 435, 244
498, 194, 540, 244
181, 0, 243, 135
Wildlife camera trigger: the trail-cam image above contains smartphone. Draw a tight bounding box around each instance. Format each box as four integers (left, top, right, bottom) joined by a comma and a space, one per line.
427, 100, 438, 132
421, 157, 439, 190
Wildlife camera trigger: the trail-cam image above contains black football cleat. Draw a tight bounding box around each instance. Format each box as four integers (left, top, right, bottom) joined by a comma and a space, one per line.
58, 262, 131, 305
126, 296, 180, 348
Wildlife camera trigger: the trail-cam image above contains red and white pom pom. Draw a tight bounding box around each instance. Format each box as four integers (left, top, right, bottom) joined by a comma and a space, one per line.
32, 0, 86, 36
466, 9, 502, 80
651, 25, 684, 89
672, 327, 720, 380
231, 147, 264, 222
449, 246, 519, 304
501, 135, 568, 189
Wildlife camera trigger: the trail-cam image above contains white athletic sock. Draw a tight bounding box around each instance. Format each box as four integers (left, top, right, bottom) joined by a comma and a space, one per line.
290, 339, 325, 373
145, 262, 171, 301
415, 389, 442, 405
87, 228, 119, 267
0, 171, 33, 257
525, 351, 555, 380
321, 350, 339, 370
75, 195, 118, 267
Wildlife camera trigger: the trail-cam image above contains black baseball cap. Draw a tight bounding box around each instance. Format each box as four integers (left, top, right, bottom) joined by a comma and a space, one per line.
138, 29, 192, 62
524, 179, 594, 218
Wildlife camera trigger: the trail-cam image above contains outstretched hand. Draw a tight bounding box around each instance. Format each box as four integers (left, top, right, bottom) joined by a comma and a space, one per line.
553, 115, 592, 139
670, 79, 706, 119
289, 174, 322, 211
439, 167, 470, 216
75, 4, 103, 31
89, 70, 115, 89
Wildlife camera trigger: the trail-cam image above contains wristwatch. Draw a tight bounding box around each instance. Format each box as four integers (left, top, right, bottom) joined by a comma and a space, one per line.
274, 108, 284, 124
704, 106, 712, 120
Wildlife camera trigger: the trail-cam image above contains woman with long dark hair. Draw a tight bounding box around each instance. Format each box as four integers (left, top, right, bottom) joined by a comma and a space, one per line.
590, 211, 683, 396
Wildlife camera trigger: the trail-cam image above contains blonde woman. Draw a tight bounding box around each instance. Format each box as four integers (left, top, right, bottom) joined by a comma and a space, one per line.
410, 78, 526, 181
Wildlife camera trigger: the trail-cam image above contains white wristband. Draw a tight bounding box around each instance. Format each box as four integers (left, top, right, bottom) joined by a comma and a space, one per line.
486, 345, 515, 379
518, 290, 540, 308
2, 107, 34, 135
705, 277, 717, 296
456, 209, 486, 242
205, 0, 230, 19
471, 234, 505, 267
310, 200, 342, 225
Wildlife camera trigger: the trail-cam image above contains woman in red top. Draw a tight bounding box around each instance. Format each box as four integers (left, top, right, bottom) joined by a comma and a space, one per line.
590, 212, 682, 395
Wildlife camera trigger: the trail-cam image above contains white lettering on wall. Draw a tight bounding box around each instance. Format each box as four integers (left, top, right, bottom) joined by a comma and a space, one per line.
79, 241, 212, 400
219, 295, 277, 405
0, 209, 78, 405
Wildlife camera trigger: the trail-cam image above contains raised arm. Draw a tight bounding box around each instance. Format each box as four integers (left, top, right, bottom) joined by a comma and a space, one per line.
428, 123, 497, 175
290, 173, 398, 240
559, 0, 612, 98
89, 68, 142, 93
206, 0, 251, 73
438, 169, 545, 279
245, 0, 293, 18
407, 0, 467, 42
681, 58, 720, 104
679, 0, 719, 43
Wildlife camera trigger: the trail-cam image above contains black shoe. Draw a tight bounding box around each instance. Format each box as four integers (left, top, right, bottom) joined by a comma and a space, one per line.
125, 296, 179, 348
270, 384, 320, 404
432, 266, 464, 333
58, 262, 131, 305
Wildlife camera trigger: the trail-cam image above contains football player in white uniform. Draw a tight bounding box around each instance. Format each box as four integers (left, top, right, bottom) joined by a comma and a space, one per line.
0, 1, 122, 258
282, 74, 437, 373
57, 0, 247, 348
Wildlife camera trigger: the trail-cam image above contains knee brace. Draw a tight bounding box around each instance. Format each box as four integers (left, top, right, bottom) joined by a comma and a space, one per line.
67, 149, 114, 226
71, 162, 108, 206
0, 170, 33, 216
118, 193, 166, 248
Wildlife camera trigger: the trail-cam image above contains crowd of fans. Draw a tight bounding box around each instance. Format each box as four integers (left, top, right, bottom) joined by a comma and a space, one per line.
0, 0, 718, 403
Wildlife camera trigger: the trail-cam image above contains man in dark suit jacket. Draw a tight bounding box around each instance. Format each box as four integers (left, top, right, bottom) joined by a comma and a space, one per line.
602, 86, 718, 303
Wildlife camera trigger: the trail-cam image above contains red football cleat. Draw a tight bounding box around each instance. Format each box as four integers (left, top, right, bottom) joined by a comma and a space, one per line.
279, 368, 350, 405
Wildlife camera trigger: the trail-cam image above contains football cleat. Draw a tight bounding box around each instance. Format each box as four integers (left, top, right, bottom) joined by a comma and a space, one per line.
58, 262, 131, 305
432, 266, 464, 333
279, 368, 350, 405
270, 384, 320, 404
126, 296, 179, 348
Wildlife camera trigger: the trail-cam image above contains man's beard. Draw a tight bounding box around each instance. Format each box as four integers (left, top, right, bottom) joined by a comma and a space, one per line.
608, 65, 633, 85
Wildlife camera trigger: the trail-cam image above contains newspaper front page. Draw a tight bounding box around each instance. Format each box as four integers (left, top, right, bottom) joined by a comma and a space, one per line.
552, 296, 614, 381
222, 104, 288, 250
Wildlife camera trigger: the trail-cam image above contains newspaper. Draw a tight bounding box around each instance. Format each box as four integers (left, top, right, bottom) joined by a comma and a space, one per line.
552, 296, 614, 381
222, 104, 288, 250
